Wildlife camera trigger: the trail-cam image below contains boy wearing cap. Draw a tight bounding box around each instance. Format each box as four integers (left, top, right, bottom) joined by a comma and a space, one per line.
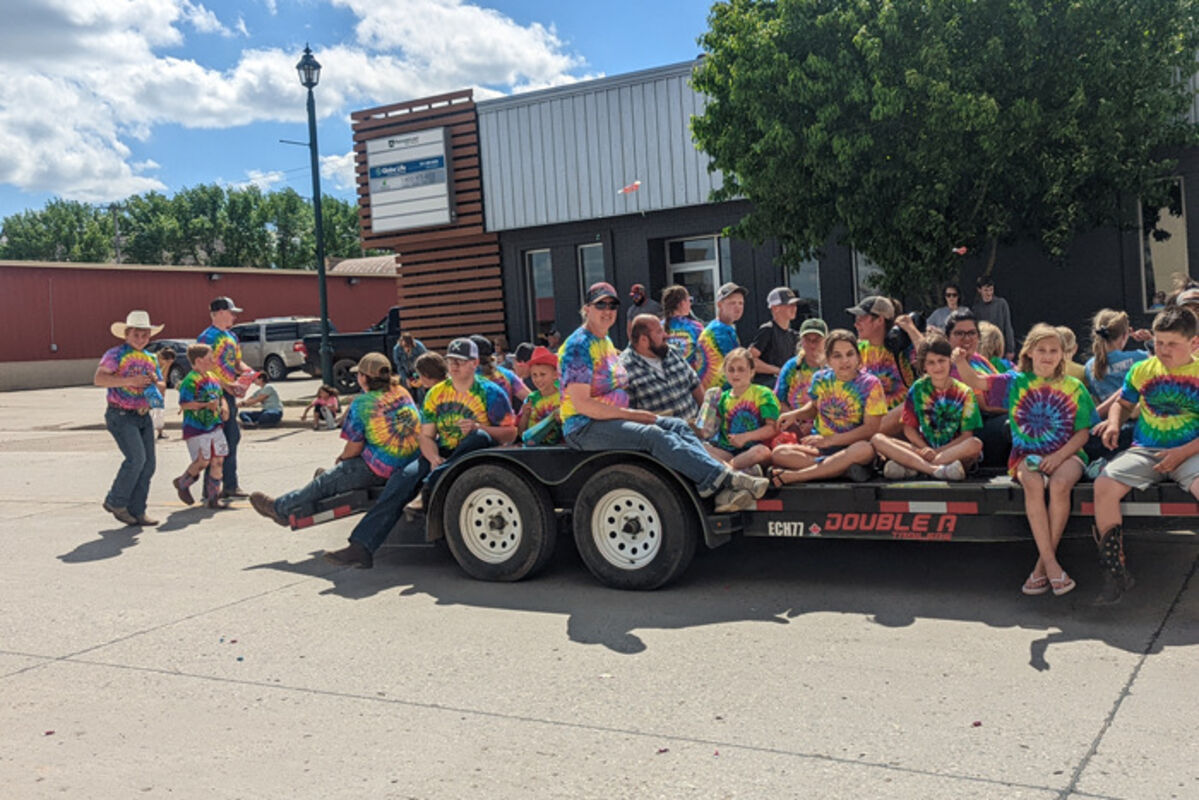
750, 287, 802, 387
323, 338, 517, 568
197, 296, 253, 498
471, 333, 529, 410
517, 346, 563, 445
775, 318, 828, 413
848, 295, 923, 434
250, 353, 421, 526
697, 282, 747, 391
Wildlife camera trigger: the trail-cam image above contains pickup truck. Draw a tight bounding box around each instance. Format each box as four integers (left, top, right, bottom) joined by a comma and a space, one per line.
301, 307, 402, 394
286, 447, 1198, 591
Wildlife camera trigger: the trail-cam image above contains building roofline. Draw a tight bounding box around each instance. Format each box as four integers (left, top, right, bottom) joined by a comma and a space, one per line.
0, 260, 395, 278
477, 59, 701, 113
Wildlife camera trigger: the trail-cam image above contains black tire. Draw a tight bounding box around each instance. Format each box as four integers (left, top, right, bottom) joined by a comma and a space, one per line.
167, 364, 186, 389
442, 464, 555, 582
264, 355, 287, 382
332, 358, 358, 394
571, 464, 697, 590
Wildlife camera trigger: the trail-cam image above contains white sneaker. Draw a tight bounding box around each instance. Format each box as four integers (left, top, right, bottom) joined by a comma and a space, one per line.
727, 470, 770, 499
714, 487, 756, 513
883, 460, 917, 480
933, 460, 966, 481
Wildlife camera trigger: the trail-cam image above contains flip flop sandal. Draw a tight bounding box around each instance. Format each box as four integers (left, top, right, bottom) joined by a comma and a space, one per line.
1022, 573, 1050, 596
767, 466, 789, 489
1050, 572, 1076, 597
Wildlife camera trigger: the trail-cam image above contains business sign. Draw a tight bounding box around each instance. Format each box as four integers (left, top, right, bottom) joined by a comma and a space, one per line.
365, 127, 454, 234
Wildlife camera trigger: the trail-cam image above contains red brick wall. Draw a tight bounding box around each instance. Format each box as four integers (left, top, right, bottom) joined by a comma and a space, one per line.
0, 263, 398, 362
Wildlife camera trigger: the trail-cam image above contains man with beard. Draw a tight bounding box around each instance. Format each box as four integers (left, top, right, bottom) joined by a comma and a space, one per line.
620, 313, 704, 418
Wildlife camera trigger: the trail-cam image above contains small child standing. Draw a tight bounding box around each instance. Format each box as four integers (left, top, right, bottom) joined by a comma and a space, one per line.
150, 349, 174, 439
517, 346, 563, 445
173, 344, 230, 508
704, 348, 779, 471
301, 385, 340, 430
871, 336, 982, 481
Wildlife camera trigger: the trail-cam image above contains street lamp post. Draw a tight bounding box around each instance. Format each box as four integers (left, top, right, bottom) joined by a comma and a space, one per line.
296, 44, 333, 385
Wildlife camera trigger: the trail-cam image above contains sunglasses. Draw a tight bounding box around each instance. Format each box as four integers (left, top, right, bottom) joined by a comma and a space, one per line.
945, 292, 959, 298
592, 300, 620, 310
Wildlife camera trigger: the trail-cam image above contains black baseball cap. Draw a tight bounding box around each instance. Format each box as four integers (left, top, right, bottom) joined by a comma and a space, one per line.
513, 342, 535, 363
469, 334, 495, 358
210, 296, 243, 313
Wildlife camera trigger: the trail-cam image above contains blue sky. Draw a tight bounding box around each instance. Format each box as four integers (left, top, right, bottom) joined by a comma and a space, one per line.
0, 0, 715, 221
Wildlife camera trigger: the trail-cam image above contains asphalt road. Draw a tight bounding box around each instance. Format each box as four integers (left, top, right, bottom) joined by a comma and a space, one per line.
1, 380, 1196, 799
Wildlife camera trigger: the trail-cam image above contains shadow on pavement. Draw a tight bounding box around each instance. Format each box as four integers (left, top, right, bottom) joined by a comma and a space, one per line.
243, 533, 1199, 669
57, 526, 141, 563
156, 506, 224, 533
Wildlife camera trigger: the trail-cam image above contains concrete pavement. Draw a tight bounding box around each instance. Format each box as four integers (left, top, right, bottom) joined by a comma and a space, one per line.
1, 380, 1196, 799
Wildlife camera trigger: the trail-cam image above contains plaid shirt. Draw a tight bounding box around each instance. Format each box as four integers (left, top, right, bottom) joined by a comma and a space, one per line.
619, 345, 701, 419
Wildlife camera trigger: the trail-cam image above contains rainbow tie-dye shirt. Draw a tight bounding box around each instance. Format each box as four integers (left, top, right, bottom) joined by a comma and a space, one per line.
197, 325, 243, 386
713, 384, 780, 452
949, 352, 1000, 381
901, 376, 983, 449
697, 319, 740, 391
479, 364, 525, 410
1120, 357, 1199, 449
982, 372, 1098, 474
559, 327, 629, 436
98, 344, 160, 410
341, 385, 420, 479
421, 376, 515, 451
857, 341, 916, 409
520, 385, 563, 445
665, 316, 705, 374
178, 370, 223, 439
807, 367, 888, 436
774, 356, 820, 410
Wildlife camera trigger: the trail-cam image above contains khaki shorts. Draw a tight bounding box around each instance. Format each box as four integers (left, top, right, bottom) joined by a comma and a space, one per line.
1100, 447, 1199, 492
186, 429, 229, 462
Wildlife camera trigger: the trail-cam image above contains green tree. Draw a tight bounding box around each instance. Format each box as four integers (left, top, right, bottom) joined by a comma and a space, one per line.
0, 199, 110, 262
122, 192, 181, 265
217, 186, 273, 268
266, 188, 315, 270
692, 0, 1199, 300
321, 195, 367, 260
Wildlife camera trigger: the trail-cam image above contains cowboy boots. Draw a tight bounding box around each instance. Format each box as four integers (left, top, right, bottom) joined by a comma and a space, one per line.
1093, 523, 1135, 605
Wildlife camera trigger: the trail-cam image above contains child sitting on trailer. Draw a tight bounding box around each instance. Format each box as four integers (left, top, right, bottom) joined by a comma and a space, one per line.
953, 324, 1098, 597
769, 329, 886, 485
517, 346, 563, 445
703, 347, 780, 471
871, 335, 982, 481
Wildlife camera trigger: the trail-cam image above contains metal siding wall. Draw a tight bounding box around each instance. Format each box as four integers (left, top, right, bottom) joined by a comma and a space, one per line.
479, 64, 720, 231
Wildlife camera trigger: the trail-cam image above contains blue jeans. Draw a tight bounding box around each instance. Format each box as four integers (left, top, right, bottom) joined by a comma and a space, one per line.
104, 406, 156, 516
565, 416, 726, 495
349, 430, 495, 553
239, 409, 282, 427
273, 457, 384, 518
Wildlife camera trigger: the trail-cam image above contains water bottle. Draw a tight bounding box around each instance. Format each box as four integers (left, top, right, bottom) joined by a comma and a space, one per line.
695, 387, 721, 440
1025, 454, 1042, 472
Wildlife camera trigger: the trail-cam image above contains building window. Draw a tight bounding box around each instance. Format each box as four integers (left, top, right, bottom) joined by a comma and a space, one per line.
578, 243, 605, 303
851, 250, 886, 303
785, 257, 821, 320
667, 235, 725, 321
1141, 177, 1189, 311
525, 249, 555, 340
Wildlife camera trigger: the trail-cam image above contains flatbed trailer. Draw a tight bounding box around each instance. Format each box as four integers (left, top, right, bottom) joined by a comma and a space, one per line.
293, 446, 1199, 590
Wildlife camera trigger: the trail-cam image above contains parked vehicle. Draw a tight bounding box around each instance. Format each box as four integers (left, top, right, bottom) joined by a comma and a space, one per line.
300, 307, 402, 394
232, 317, 335, 382
291, 448, 1199, 590
144, 339, 194, 388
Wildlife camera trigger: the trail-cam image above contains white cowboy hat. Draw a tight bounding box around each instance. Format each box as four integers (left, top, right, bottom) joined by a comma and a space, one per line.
110, 310, 164, 339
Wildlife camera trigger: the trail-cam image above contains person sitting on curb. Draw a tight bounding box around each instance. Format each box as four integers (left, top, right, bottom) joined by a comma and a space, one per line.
249, 353, 420, 526
322, 338, 517, 568
238, 373, 283, 428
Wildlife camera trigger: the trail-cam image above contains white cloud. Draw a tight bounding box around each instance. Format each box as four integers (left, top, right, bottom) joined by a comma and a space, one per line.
243, 169, 288, 190
262, 0, 278, 15
235, 15, 249, 37
320, 151, 357, 192
0, 0, 589, 203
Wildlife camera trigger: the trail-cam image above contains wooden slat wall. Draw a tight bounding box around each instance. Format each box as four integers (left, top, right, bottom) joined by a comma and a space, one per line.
352, 90, 503, 350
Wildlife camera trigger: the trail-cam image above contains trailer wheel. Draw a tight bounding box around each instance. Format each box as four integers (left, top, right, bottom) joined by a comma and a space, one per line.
572, 465, 697, 590
442, 464, 555, 582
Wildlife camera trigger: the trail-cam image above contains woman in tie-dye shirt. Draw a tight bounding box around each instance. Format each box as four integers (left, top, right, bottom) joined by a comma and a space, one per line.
770, 329, 886, 485
95, 310, 165, 527
704, 348, 780, 471
954, 324, 1097, 598
560, 282, 768, 514
661, 285, 706, 374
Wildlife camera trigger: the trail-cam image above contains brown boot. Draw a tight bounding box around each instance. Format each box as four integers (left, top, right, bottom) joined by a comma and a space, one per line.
250, 492, 289, 527
323, 542, 373, 569
1093, 524, 1134, 605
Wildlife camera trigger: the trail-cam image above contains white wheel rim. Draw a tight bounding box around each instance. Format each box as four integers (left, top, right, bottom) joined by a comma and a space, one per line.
458, 487, 523, 564
590, 489, 661, 570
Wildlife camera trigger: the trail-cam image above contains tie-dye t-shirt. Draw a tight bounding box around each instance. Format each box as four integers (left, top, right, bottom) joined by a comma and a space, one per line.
178, 370, 223, 438
901, 376, 983, 449
421, 375, 516, 451
697, 319, 740, 391
559, 327, 629, 436
713, 384, 781, 451
98, 344, 160, 410
341, 385, 420, 479
982, 372, 1098, 474
949, 352, 1000, 381
665, 316, 705, 374
196, 325, 242, 386
807, 367, 888, 436
858, 341, 917, 409
520, 384, 563, 445
1120, 357, 1199, 449
774, 356, 820, 410
479, 364, 525, 409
